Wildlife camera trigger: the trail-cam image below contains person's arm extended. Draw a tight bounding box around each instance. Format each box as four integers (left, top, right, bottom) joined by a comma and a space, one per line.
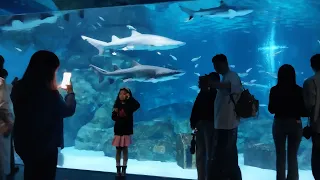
56, 91, 76, 118
303, 79, 316, 112
210, 73, 242, 93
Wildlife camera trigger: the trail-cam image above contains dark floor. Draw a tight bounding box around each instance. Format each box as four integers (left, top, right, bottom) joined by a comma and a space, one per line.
12, 165, 189, 180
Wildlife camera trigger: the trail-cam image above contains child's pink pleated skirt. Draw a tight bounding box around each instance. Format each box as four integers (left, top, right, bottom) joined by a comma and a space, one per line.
112, 135, 132, 147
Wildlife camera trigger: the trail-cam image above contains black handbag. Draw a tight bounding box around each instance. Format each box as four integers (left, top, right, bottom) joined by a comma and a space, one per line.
190, 132, 196, 154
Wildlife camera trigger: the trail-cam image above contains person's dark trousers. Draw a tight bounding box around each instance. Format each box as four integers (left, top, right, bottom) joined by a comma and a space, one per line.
273, 118, 302, 180
195, 120, 214, 180
20, 148, 58, 180
210, 128, 242, 180
312, 133, 320, 180
6, 135, 19, 180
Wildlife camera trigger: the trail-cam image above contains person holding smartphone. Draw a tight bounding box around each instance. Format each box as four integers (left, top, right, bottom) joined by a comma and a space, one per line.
111, 87, 140, 177
10, 50, 76, 180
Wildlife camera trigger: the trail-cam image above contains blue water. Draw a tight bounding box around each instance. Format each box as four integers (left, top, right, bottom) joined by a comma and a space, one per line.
2, 1, 320, 179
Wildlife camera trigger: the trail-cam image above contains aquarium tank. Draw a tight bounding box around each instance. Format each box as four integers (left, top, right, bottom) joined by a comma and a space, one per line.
1, 0, 319, 179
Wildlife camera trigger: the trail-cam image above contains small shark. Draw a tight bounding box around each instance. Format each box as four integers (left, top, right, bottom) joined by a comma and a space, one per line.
0, 10, 85, 31
90, 61, 185, 83
81, 30, 185, 55
179, 3, 253, 20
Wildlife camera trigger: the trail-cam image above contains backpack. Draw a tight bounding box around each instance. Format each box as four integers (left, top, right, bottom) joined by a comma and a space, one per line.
230, 89, 259, 119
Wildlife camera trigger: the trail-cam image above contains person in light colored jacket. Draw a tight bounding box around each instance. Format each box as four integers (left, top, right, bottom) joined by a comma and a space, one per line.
0, 69, 14, 180
303, 54, 320, 180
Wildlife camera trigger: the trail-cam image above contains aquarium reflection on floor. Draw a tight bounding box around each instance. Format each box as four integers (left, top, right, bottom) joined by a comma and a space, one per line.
4, 0, 320, 179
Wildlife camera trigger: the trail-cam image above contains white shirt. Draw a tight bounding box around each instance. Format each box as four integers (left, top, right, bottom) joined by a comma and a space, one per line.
214, 71, 242, 130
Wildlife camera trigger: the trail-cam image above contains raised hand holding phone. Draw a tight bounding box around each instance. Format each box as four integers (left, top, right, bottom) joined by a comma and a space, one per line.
60, 72, 72, 89
60, 72, 74, 93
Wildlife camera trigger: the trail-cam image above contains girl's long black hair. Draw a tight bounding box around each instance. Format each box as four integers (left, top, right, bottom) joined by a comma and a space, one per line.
277, 64, 296, 88
113, 88, 133, 108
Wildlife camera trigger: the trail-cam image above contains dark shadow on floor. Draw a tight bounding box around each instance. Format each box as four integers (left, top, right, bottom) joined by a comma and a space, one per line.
12, 165, 190, 180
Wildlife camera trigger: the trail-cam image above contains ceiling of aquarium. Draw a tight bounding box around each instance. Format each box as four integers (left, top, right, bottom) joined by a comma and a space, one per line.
0, 0, 190, 15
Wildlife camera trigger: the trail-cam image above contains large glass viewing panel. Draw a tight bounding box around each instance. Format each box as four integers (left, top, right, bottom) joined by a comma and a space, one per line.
1, 0, 319, 179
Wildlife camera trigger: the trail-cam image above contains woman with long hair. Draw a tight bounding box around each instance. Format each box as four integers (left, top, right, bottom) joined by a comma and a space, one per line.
111, 87, 140, 177
10, 50, 76, 180
268, 64, 307, 180
190, 72, 219, 180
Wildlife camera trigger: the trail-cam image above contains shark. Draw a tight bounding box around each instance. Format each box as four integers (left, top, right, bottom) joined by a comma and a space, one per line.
90, 61, 185, 83
81, 30, 186, 55
0, 10, 85, 31
179, 3, 253, 20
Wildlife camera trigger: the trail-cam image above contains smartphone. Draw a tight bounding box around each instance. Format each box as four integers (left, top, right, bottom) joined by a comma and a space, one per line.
60, 72, 72, 89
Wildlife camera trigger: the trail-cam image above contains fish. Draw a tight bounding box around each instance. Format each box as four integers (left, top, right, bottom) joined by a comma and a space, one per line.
318, 40, 320, 45
273, 50, 283, 56
195, 64, 198, 68
189, 85, 200, 93
0, 10, 85, 31
179, 3, 253, 21
229, 65, 235, 68
238, 73, 248, 77
250, 79, 256, 83
169, 54, 177, 61
89, 60, 185, 83
265, 72, 277, 79
15, 47, 22, 52
126, 25, 136, 30
99, 16, 105, 21
81, 30, 186, 55
194, 73, 200, 76
191, 56, 201, 62
157, 52, 161, 55
246, 68, 252, 73
242, 82, 270, 89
